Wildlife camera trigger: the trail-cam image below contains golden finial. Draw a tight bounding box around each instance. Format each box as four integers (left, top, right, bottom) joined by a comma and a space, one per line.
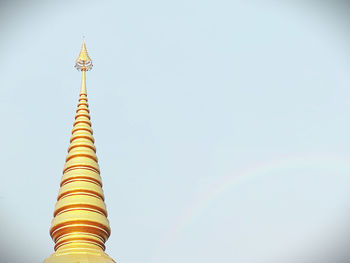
75, 39, 93, 71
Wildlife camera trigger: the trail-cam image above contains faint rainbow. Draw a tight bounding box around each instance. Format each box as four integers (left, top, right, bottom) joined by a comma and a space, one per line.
155, 152, 350, 254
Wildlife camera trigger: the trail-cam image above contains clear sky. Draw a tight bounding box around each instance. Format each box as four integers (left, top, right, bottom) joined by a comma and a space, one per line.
1, 1, 350, 262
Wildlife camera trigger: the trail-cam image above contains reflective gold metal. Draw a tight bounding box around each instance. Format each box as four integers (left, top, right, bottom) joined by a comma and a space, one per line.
75, 40, 93, 71
43, 41, 116, 263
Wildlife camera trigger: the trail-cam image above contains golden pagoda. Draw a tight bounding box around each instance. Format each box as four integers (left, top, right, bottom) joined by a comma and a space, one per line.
43, 41, 116, 263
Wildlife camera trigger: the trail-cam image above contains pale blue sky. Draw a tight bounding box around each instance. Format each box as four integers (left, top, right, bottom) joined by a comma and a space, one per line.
1, 1, 350, 262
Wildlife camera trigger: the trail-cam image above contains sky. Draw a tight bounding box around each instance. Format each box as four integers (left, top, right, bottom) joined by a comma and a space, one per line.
1, 1, 350, 262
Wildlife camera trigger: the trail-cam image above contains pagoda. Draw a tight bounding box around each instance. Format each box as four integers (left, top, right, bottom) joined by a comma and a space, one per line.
43, 41, 116, 263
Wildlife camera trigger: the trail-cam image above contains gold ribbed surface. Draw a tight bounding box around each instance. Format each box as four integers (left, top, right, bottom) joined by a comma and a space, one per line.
44, 42, 115, 263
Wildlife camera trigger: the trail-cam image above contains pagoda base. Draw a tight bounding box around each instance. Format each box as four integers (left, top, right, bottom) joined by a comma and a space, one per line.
43, 251, 116, 263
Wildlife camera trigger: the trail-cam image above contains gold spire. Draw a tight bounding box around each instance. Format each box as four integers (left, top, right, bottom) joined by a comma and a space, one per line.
44, 42, 116, 263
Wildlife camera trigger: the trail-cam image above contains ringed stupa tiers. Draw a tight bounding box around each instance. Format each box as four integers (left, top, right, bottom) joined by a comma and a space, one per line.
44, 41, 116, 263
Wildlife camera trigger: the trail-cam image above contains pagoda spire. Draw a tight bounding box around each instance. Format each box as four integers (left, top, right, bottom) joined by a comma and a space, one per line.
44, 41, 116, 263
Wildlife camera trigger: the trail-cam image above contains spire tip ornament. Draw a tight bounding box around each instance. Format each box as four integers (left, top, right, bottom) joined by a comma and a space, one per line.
75, 40, 93, 71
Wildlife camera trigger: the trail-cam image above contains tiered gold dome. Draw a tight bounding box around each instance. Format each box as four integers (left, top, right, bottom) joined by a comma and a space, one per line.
44, 41, 116, 263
